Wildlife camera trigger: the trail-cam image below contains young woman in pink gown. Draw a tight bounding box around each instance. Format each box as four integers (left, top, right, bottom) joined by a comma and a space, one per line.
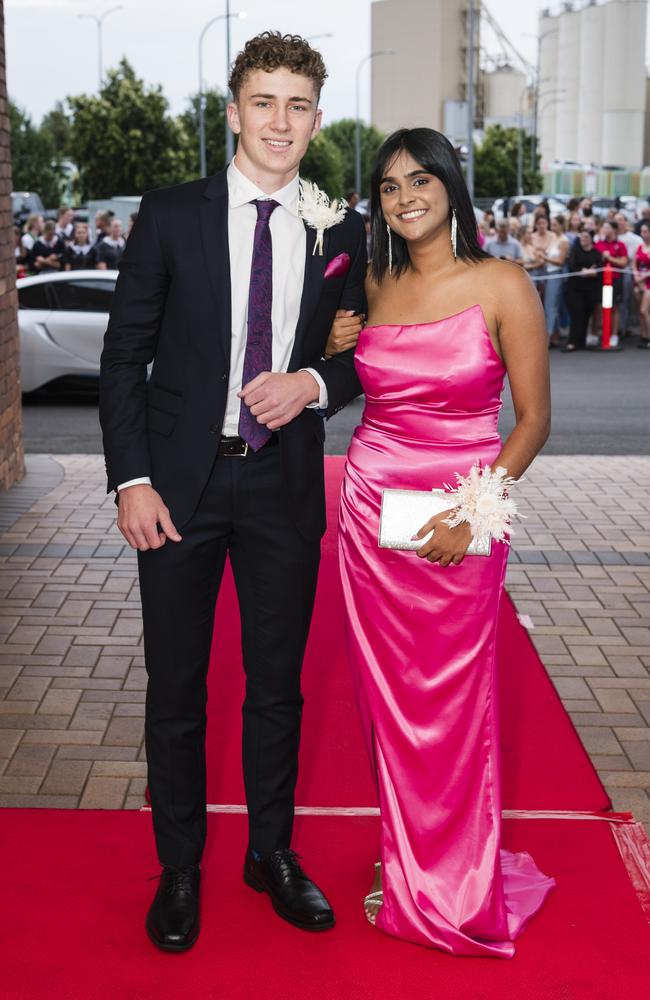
338, 128, 556, 958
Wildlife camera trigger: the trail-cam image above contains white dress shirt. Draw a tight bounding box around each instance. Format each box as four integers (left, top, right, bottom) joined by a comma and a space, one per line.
620, 230, 642, 261
118, 159, 328, 492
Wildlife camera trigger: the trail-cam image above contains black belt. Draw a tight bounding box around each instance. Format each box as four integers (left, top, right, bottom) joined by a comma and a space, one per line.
217, 433, 279, 457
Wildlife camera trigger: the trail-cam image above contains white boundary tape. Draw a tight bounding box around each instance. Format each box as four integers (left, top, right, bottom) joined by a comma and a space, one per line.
529, 264, 633, 283
138, 804, 650, 920
140, 804, 632, 823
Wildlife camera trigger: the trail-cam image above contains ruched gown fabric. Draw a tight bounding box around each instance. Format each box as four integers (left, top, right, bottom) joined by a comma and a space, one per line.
338, 304, 556, 958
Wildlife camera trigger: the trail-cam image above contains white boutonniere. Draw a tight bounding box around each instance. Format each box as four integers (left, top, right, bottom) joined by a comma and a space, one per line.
298, 179, 348, 256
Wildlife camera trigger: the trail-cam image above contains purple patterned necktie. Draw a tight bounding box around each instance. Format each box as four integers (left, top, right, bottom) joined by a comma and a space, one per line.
238, 198, 279, 450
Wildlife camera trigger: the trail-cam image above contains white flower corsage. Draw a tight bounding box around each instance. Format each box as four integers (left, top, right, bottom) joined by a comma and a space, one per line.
298, 179, 348, 256
442, 463, 522, 543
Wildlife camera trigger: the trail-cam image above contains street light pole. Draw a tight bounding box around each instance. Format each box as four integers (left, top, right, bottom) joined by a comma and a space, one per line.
539, 97, 565, 120
198, 9, 245, 177
532, 27, 559, 173
516, 83, 534, 196
78, 5, 123, 90
225, 0, 234, 165
354, 49, 395, 195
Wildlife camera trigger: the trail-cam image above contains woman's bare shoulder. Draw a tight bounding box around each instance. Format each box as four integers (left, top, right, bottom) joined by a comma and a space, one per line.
365, 265, 382, 301
471, 257, 541, 327
474, 255, 533, 290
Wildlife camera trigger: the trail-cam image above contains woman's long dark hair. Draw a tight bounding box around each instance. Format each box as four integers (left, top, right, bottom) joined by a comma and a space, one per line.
370, 128, 487, 282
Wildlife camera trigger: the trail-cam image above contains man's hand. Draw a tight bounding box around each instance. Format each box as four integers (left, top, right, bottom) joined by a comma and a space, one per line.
324, 309, 364, 357
238, 371, 320, 431
117, 484, 182, 551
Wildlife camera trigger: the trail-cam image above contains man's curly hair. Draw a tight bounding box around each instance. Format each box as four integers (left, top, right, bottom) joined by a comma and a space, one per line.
229, 31, 327, 102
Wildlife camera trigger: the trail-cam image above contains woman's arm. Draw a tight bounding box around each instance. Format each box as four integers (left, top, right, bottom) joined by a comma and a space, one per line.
415, 263, 550, 566
543, 235, 569, 266
490, 266, 551, 480
607, 251, 628, 268
324, 310, 364, 357
567, 244, 581, 274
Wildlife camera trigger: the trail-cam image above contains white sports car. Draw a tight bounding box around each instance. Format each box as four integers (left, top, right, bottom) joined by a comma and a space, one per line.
17, 270, 116, 393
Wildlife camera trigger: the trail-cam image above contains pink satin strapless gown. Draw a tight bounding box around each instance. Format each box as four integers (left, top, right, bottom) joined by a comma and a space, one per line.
338, 304, 556, 957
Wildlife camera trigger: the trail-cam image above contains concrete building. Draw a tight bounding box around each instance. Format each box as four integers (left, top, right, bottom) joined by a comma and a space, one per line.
539, 0, 647, 169
370, 0, 481, 144
482, 64, 532, 131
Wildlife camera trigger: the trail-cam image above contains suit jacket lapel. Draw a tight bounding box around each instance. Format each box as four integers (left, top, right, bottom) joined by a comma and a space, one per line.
199, 169, 231, 363
289, 223, 329, 369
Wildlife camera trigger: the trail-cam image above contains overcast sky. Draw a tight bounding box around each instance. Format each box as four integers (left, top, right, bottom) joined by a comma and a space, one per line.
6, 0, 649, 126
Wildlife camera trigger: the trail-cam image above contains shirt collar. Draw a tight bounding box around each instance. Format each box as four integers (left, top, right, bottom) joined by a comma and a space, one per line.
227, 158, 300, 217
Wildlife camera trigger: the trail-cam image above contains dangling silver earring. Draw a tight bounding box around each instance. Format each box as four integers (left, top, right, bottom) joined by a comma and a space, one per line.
450, 208, 458, 260
387, 224, 393, 275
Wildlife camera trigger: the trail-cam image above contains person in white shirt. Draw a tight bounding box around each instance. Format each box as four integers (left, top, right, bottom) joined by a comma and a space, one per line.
100, 31, 366, 953
20, 213, 43, 262
614, 212, 642, 336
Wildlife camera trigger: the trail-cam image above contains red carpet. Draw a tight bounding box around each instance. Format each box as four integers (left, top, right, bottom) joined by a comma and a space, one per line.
206, 457, 610, 812
2, 809, 647, 1000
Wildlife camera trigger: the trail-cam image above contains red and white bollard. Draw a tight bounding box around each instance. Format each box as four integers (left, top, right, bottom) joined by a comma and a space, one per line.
601, 262, 613, 350
598, 262, 622, 351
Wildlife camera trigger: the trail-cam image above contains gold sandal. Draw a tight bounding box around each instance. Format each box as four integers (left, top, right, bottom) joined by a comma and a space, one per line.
363, 861, 383, 926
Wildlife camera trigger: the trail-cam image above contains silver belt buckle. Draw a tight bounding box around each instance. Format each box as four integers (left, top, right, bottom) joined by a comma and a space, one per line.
238, 442, 249, 457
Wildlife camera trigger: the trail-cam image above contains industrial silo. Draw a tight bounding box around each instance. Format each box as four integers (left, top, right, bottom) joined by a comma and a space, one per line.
601, 0, 647, 168
538, 8, 560, 166
576, 0, 605, 165
483, 65, 529, 127
554, 3, 580, 163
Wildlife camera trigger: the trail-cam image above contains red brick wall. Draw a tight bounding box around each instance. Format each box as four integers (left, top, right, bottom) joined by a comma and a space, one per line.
0, 2, 24, 491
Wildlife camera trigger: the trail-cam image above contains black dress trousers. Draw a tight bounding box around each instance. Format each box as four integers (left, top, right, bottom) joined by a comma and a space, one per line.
138, 443, 320, 868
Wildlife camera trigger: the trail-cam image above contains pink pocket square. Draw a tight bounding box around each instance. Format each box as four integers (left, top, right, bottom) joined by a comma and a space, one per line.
324, 252, 351, 280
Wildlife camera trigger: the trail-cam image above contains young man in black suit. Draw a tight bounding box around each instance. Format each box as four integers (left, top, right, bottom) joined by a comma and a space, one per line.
100, 32, 365, 951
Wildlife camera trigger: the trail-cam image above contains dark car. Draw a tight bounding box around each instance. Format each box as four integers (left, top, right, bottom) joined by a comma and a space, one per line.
12, 191, 46, 226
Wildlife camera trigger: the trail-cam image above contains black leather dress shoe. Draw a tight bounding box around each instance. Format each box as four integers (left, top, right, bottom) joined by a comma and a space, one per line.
146, 865, 200, 952
244, 848, 335, 931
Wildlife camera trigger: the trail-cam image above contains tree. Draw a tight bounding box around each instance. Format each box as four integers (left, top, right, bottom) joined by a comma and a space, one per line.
68, 59, 192, 199
321, 118, 385, 197
473, 124, 542, 199
178, 88, 227, 177
9, 100, 64, 207
41, 101, 73, 160
300, 133, 344, 197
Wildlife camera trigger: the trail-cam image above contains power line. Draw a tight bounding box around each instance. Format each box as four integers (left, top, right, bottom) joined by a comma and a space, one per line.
481, 4, 536, 78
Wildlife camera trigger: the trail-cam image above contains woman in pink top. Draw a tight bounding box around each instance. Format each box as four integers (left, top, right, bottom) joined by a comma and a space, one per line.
594, 220, 628, 343
633, 222, 650, 349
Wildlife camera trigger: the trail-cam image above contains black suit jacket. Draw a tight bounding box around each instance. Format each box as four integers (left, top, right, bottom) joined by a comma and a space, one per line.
99, 168, 366, 540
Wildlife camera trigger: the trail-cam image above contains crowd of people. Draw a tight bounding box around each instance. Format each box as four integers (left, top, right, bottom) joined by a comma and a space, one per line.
477, 197, 650, 351
14, 206, 136, 277
17, 192, 650, 351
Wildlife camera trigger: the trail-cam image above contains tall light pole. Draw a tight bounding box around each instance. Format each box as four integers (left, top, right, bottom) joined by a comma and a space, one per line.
532, 27, 559, 173
539, 97, 566, 121
465, 0, 476, 200
78, 5, 123, 90
516, 87, 528, 198
355, 49, 395, 195
198, 8, 246, 177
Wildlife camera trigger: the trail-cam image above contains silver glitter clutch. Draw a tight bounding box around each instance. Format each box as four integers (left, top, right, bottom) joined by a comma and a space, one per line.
378, 488, 491, 557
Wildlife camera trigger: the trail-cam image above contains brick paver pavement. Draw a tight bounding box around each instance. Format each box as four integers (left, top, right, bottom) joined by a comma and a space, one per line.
0, 454, 648, 829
